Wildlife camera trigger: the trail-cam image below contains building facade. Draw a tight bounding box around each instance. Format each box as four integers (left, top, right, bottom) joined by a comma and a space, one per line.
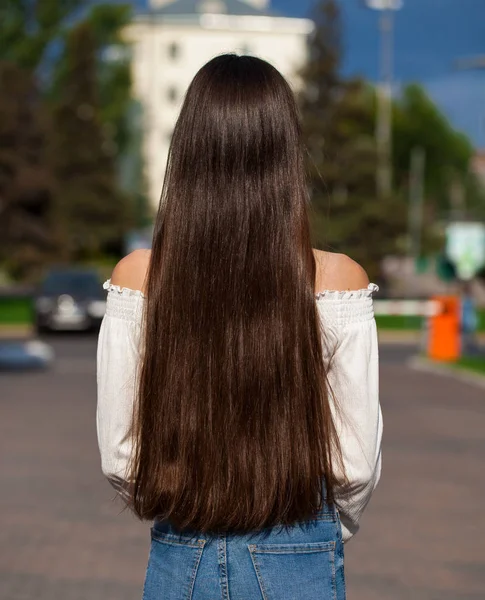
124, 0, 314, 208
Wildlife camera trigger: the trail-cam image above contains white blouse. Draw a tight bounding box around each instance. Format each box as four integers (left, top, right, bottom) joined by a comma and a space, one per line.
96, 281, 382, 543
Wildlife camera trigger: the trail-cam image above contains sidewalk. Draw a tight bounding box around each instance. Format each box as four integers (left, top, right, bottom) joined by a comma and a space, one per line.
0, 325, 34, 339
377, 330, 422, 345
409, 355, 485, 389
378, 330, 485, 344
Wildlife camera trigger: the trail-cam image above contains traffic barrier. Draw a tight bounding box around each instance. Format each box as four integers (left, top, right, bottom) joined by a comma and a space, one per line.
374, 300, 441, 317
375, 298, 462, 361
427, 296, 461, 362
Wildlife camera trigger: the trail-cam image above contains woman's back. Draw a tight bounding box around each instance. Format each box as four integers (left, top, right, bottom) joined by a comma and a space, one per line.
98, 249, 380, 599
96, 54, 382, 599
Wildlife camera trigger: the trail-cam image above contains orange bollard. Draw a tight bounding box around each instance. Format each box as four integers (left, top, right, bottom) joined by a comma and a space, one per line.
427, 296, 461, 362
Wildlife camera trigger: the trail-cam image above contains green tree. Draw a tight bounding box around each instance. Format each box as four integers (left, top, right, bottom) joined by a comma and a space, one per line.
0, 62, 57, 279
51, 21, 131, 260
50, 4, 134, 159
0, 0, 84, 72
393, 84, 478, 217
300, 0, 407, 280
0, 2, 142, 275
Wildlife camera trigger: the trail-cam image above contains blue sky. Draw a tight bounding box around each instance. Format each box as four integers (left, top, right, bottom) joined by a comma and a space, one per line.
277, 0, 485, 147
135, 0, 484, 146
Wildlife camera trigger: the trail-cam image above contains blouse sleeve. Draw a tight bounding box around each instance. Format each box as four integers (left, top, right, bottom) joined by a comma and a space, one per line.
96, 282, 144, 501
317, 285, 382, 543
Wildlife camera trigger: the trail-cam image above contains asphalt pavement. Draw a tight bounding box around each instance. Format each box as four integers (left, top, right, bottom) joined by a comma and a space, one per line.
0, 336, 484, 600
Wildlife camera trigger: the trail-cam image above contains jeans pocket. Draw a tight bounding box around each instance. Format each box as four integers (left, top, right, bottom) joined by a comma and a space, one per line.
142, 529, 206, 600
248, 541, 337, 600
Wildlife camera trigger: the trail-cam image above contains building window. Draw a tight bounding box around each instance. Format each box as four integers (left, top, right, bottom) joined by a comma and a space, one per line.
167, 86, 178, 103
168, 42, 180, 60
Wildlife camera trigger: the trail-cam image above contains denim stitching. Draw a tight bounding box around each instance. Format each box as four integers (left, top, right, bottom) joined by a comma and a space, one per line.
150, 528, 206, 548
249, 542, 336, 600
223, 536, 230, 600
217, 535, 231, 600
186, 541, 206, 600
248, 547, 270, 600
141, 540, 155, 600
249, 541, 335, 554
313, 513, 337, 522
331, 548, 337, 600
334, 509, 343, 543
338, 543, 347, 600
334, 510, 346, 600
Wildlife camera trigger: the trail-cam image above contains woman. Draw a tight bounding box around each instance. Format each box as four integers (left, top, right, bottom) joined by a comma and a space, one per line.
97, 54, 382, 600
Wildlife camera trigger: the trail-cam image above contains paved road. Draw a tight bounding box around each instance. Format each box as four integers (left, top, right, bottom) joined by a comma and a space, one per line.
0, 336, 484, 600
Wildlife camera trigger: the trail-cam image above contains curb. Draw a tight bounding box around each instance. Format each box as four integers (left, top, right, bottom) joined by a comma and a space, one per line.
408, 356, 485, 390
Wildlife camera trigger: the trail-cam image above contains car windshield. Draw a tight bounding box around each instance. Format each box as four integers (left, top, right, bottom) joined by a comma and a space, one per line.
41, 272, 100, 297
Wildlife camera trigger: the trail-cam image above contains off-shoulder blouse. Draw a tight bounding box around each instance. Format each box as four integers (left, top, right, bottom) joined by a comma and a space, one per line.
96, 282, 382, 542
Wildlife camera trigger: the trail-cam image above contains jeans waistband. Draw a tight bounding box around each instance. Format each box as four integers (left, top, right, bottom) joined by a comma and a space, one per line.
153, 501, 338, 540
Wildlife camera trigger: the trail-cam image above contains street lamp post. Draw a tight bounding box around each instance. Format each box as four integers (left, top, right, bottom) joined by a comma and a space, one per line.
364, 0, 403, 200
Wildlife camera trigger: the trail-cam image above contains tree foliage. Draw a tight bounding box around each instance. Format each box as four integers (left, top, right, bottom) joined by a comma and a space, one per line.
300, 0, 406, 280
301, 0, 479, 280
0, 62, 57, 278
0, 0, 85, 72
0, 1, 140, 278
51, 22, 132, 261
50, 3, 134, 157
392, 84, 477, 216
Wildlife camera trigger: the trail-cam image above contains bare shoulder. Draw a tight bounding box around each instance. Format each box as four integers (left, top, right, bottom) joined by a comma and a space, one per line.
313, 250, 369, 294
110, 249, 151, 294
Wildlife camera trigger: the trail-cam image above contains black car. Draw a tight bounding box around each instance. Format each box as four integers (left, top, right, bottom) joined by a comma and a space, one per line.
34, 268, 106, 333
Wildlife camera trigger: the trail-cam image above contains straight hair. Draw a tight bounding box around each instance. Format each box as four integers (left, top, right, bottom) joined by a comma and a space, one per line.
131, 54, 342, 533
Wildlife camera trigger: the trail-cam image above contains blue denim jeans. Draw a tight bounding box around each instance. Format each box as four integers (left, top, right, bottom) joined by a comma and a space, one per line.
142, 503, 345, 600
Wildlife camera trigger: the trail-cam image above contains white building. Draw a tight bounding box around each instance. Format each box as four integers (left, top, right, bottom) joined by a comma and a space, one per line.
124, 0, 314, 208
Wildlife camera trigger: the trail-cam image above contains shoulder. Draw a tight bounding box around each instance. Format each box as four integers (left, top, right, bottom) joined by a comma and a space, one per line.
313, 250, 369, 294
110, 249, 151, 294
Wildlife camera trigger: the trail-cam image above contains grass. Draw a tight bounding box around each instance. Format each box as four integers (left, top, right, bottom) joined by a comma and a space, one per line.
2, 295, 485, 332
377, 311, 485, 332
0, 298, 34, 325
453, 357, 485, 376
375, 315, 423, 330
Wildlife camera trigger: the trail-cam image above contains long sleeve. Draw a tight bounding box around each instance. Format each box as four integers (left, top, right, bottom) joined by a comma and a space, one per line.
96, 282, 144, 500
317, 285, 382, 543
96, 280, 381, 538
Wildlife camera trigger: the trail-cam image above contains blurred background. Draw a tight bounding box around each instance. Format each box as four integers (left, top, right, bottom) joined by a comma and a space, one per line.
1, 0, 484, 598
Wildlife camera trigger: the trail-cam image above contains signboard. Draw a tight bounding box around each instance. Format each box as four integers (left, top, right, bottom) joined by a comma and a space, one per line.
446, 222, 485, 280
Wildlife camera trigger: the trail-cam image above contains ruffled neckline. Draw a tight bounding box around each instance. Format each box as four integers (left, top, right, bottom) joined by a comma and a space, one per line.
314, 283, 379, 301
103, 280, 146, 299
103, 280, 378, 301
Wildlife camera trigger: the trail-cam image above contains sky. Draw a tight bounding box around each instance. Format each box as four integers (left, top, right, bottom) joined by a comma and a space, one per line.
277, 0, 485, 147
135, 0, 485, 147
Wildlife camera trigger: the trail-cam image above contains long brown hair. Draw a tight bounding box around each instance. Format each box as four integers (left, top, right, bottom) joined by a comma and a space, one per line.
132, 54, 341, 533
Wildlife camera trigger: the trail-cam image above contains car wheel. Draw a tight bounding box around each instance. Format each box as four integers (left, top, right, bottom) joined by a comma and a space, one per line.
35, 321, 50, 336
